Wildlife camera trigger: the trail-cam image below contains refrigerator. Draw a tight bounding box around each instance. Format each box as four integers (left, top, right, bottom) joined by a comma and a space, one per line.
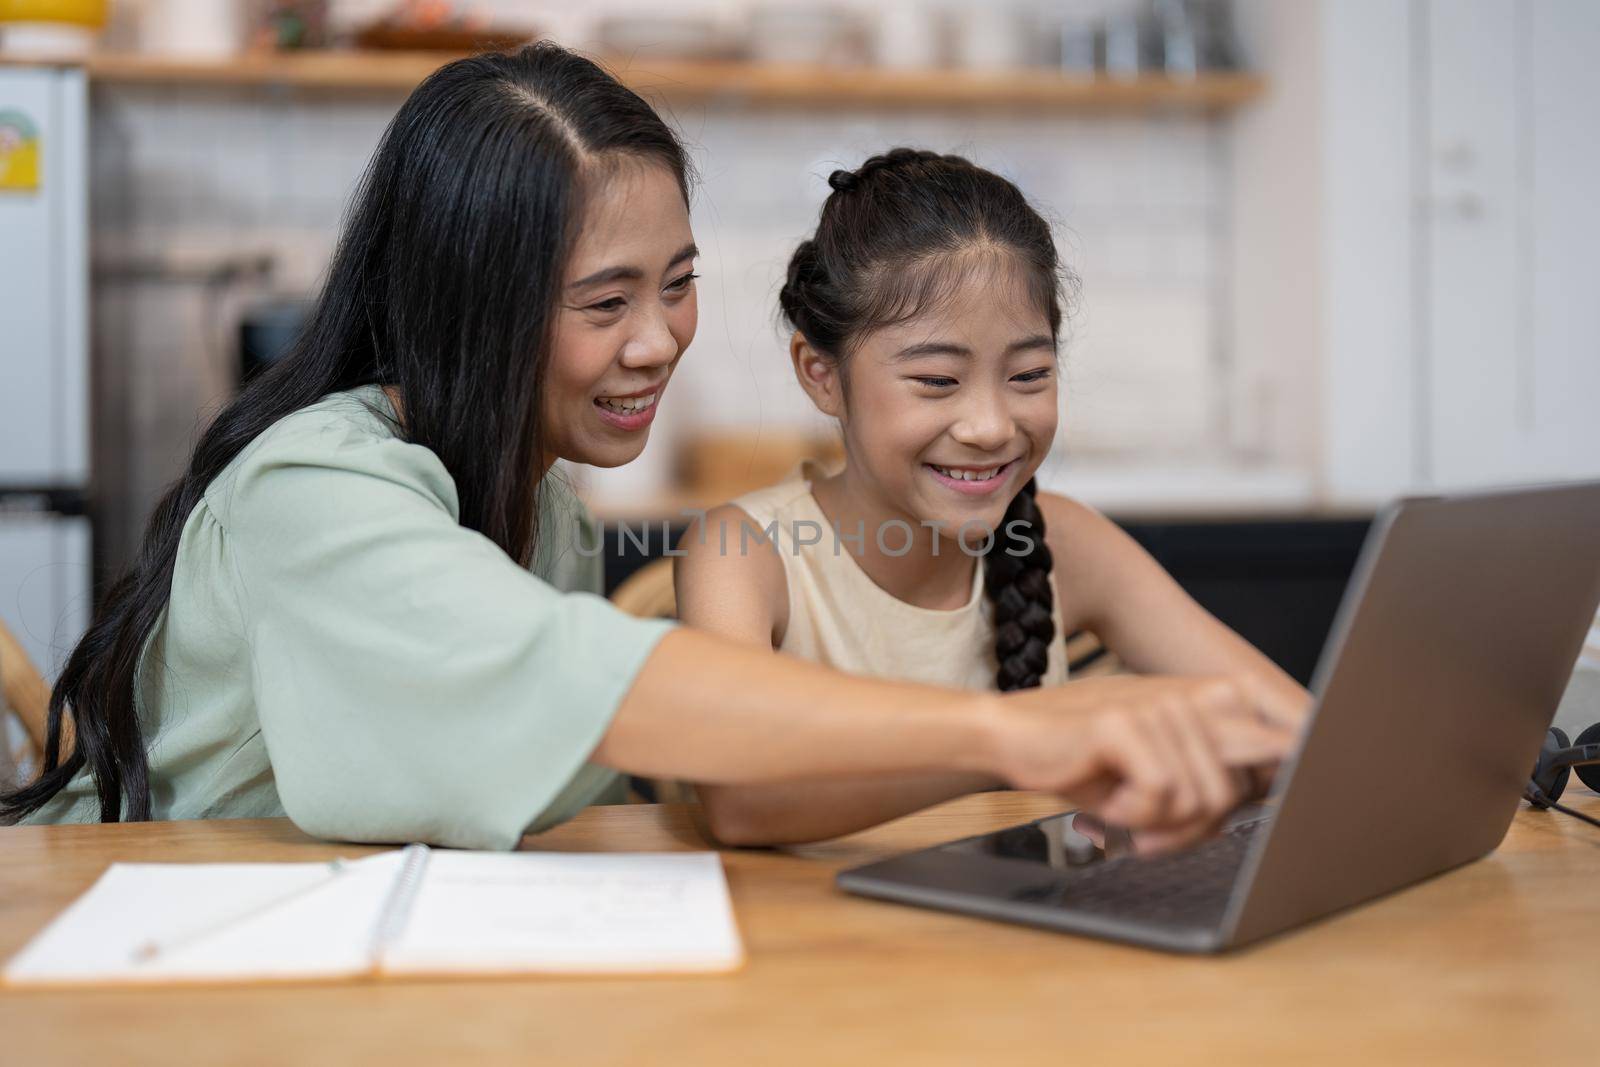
0, 62, 92, 696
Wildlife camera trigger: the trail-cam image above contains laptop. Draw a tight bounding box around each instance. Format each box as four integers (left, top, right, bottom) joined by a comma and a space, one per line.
838, 480, 1600, 953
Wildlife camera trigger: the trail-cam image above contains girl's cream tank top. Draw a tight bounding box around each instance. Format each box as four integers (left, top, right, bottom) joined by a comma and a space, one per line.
729, 463, 1068, 690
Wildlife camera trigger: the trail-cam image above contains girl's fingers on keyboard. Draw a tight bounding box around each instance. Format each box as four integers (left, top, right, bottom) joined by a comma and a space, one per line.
1129, 817, 1225, 856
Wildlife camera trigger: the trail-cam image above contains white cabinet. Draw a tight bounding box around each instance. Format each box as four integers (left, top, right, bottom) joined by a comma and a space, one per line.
1424, 0, 1600, 487
1235, 0, 1600, 503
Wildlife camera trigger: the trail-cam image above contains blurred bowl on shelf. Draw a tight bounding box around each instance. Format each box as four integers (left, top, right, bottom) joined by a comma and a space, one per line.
352, 25, 533, 52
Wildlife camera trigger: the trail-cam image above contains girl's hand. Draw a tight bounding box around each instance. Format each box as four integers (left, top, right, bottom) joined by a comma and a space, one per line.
990, 675, 1306, 850
1067, 809, 1242, 859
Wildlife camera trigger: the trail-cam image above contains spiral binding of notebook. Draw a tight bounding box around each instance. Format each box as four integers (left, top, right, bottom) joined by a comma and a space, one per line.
369, 843, 430, 970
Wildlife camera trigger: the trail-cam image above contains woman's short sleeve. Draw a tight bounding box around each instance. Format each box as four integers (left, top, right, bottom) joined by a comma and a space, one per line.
208, 411, 673, 849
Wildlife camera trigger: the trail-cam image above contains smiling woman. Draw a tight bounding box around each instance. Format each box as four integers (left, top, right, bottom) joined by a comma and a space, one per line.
4, 47, 1303, 856
4, 42, 700, 838
544, 158, 700, 464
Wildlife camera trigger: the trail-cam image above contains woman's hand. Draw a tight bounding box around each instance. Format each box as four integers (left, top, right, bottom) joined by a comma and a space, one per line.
989, 675, 1307, 852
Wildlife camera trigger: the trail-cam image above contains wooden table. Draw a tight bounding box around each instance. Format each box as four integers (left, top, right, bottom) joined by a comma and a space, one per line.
3, 789, 1597, 1066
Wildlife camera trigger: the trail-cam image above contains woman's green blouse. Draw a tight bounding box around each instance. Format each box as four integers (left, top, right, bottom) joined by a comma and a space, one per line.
28, 387, 673, 848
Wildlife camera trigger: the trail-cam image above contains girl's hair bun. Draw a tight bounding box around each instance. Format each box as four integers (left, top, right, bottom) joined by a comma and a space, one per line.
827, 168, 860, 193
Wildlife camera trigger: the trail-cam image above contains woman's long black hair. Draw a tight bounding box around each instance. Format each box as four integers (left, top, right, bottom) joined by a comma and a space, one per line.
777, 148, 1075, 691
2, 43, 689, 823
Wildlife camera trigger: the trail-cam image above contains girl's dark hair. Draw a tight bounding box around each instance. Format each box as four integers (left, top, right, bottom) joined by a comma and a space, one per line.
777, 148, 1072, 691
3, 43, 689, 824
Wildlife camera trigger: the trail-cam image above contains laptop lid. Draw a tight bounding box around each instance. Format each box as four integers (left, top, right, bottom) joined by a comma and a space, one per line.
1221, 481, 1600, 948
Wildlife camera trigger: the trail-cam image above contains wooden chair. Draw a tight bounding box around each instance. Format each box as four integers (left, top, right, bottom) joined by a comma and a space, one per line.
1064, 628, 1124, 678
0, 617, 53, 781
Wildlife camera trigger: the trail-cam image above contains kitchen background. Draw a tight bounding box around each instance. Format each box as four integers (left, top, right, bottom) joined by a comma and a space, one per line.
3, 1, 1598, 727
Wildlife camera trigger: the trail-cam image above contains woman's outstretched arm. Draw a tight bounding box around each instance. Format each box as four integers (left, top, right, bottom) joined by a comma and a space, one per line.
597, 627, 1302, 848
652, 504, 1304, 847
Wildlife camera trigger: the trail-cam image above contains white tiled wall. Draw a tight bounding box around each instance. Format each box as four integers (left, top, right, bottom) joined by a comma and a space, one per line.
87, 78, 1236, 555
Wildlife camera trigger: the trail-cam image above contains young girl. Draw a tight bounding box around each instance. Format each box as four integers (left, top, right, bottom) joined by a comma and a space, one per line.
677, 148, 1307, 847
4, 55, 1296, 850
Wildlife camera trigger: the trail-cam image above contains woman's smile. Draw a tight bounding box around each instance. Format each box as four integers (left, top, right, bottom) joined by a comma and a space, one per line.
594, 382, 665, 431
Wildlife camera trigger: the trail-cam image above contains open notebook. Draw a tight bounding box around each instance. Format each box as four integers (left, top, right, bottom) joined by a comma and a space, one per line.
4, 846, 744, 987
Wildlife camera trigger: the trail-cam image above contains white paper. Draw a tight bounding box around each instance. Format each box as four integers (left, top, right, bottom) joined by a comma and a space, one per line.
2, 853, 403, 986
385, 852, 744, 974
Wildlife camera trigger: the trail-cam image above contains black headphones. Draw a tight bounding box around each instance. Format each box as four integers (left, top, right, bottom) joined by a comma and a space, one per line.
1525, 723, 1600, 828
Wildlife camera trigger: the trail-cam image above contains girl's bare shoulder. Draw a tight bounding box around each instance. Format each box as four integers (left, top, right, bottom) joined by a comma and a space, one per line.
1034, 490, 1115, 560
673, 503, 789, 646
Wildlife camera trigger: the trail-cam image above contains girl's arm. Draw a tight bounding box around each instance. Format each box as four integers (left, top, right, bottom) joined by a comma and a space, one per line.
1039, 493, 1310, 721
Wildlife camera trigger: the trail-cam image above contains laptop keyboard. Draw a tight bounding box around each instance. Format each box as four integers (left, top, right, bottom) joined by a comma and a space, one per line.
1014, 817, 1269, 929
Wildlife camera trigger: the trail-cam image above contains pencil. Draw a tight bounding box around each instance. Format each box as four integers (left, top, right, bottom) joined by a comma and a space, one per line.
131, 857, 356, 964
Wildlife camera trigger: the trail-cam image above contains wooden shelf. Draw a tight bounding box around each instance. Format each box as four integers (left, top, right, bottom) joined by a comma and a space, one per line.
58, 51, 1264, 113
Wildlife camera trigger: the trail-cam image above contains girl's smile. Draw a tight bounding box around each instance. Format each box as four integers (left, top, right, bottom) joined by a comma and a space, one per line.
925, 458, 1022, 497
